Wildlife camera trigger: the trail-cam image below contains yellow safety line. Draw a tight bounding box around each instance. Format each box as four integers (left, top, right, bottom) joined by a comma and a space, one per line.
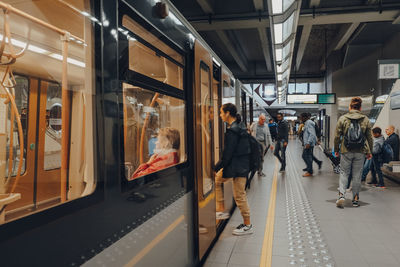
198, 191, 215, 208
124, 215, 185, 267
259, 160, 279, 267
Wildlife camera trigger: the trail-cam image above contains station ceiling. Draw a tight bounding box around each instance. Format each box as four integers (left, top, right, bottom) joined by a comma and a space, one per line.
170, 0, 400, 83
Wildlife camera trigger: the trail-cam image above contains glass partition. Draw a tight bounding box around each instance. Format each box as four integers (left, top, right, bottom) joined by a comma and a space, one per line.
0, 0, 96, 225
123, 83, 186, 180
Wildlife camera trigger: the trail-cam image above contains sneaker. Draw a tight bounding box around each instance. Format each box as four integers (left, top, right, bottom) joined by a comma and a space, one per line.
216, 212, 230, 220
302, 172, 312, 177
352, 195, 360, 207
302, 168, 307, 171
318, 161, 322, 170
336, 195, 345, 208
258, 172, 266, 177
279, 166, 285, 173
376, 184, 386, 189
232, 224, 253, 236
367, 181, 377, 185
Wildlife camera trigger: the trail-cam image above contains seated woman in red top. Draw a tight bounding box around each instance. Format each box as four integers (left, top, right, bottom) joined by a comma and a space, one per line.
130, 127, 180, 180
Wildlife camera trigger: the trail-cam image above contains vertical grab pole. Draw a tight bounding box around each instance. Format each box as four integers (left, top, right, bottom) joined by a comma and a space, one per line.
61, 33, 70, 202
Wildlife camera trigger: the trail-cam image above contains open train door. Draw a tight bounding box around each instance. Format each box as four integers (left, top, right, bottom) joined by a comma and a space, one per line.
194, 40, 216, 259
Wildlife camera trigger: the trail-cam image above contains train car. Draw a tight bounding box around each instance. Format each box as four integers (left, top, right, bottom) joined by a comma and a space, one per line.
0, 0, 243, 266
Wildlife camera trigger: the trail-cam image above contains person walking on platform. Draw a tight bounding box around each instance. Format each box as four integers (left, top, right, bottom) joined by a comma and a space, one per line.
300, 113, 319, 177
250, 114, 273, 177
334, 97, 373, 208
309, 114, 323, 170
214, 103, 253, 235
274, 112, 289, 172
368, 127, 386, 188
385, 125, 399, 161
268, 118, 278, 141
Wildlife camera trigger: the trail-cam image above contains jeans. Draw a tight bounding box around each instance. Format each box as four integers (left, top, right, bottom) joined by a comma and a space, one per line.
361, 158, 371, 181
258, 141, 266, 173
370, 156, 384, 186
215, 169, 250, 219
302, 146, 314, 174
339, 152, 365, 198
274, 140, 287, 168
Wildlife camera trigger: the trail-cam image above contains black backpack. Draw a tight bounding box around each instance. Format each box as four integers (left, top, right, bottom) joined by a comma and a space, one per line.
247, 134, 263, 172
381, 141, 394, 163
344, 118, 365, 150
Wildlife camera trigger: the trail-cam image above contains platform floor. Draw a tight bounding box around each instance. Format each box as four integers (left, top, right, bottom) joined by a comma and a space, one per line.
204, 138, 400, 267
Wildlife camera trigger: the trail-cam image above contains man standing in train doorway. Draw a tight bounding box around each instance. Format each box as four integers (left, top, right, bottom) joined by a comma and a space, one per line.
274, 113, 289, 172
250, 114, 273, 177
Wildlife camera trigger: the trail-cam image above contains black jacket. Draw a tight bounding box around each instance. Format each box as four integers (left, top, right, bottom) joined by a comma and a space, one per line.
215, 121, 251, 178
386, 133, 399, 161
277, 119, 289, 143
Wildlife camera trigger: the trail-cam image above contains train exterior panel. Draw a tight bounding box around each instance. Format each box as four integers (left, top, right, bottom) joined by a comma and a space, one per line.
0, 0, 241, 266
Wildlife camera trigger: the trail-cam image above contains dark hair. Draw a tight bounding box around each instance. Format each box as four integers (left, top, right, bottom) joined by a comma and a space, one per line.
372, 127, 382, 135
300, 112, 309, 120
269, 118, 273, 122
350, 97, 362, 110
221, 103, 241, 123
277, 112, 283, 117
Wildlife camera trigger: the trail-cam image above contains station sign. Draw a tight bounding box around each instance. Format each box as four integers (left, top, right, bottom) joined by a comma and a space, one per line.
287, 93, 336, 104
378, 60, 400, 79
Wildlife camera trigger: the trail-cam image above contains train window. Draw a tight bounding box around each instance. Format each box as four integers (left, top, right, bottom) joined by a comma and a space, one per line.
199, 64, 213, 196
222, 81, 235, 104
123, 83, 186, 180
122, 16, 184, 90
3, 76, 29, 177
0, 0, 96, 225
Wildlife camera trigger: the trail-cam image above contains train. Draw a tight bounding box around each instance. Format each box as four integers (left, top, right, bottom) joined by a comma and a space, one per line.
0, 0, 262, 266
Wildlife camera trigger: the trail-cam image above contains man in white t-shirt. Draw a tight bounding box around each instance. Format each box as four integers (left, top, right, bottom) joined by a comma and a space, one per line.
250, 114, 273, 176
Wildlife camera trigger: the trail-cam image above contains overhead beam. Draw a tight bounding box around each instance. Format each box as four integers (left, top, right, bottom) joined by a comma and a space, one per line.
216, 30, 248, 72
257, 27, 272, 71
196, 0, 213, 14
393, 14, 400, 24
190, 10, 399, 31
334, 23, 360, 50
320, 23, 366, 70
296, 25, 312, 70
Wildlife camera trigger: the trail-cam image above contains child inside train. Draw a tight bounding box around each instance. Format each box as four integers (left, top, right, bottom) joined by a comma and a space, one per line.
130, 127, 180, 180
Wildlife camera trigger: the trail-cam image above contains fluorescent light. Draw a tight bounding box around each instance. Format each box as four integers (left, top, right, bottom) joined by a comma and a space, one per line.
278, 86, 283, 92
275, 48, 282, 61
28, 44, 48, 54
212, 57, 221, 67
272, 0, 283, 14
81, 11, 90, 17
277, 74, 282, 81
49, 53, 85, 68
274, 23, 283, 44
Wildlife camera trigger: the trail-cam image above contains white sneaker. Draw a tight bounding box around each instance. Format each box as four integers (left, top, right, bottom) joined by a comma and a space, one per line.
232, 224, 253, 235
216, 212, 230, 220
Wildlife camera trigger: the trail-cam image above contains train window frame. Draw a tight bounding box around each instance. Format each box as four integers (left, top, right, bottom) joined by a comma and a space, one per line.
0, 0, 104, 237
118, 6, 188, 192
198, 61, 214, 199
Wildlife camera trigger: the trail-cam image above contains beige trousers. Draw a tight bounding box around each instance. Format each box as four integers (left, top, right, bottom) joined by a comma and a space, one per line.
215, 169, 250, 220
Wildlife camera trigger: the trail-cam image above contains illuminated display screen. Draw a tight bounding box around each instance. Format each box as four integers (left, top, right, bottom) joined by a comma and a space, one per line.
287, 94, 336, 104
287, 94, 317, 104
318, 93, 336, 104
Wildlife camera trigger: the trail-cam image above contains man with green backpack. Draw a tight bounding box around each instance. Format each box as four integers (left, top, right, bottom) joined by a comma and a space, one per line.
334, 97, 373, 208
